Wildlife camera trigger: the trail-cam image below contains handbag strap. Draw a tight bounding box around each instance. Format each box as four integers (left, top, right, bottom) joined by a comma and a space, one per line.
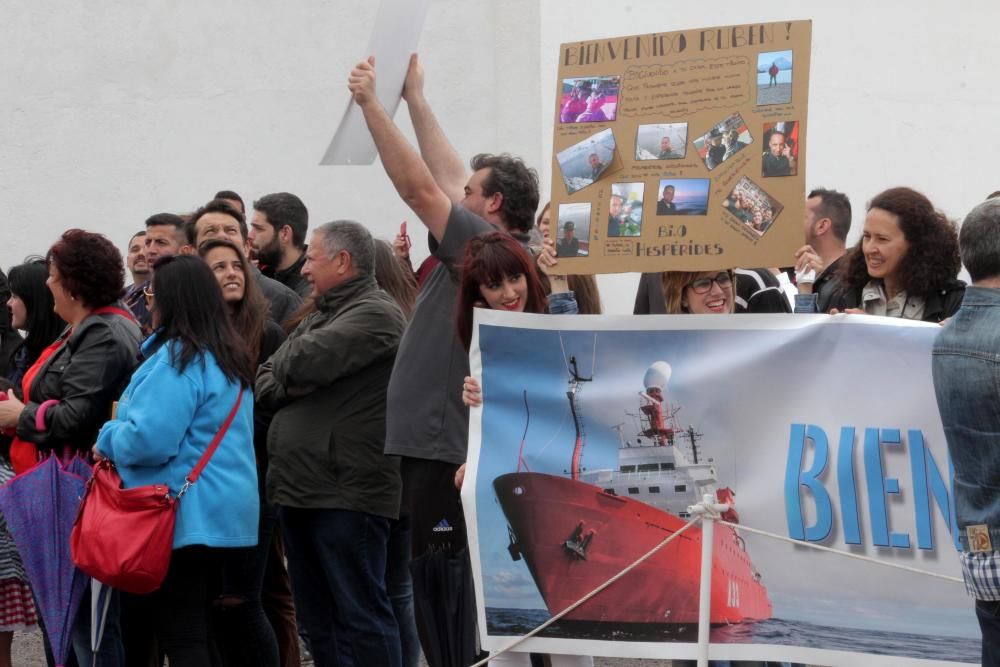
176, 388, 243, 499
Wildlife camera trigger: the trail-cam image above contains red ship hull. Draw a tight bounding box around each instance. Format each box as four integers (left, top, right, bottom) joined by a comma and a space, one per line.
494, 472, 772, 625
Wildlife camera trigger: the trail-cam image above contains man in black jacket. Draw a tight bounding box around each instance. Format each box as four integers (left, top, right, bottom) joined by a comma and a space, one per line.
250, 193, 311, 298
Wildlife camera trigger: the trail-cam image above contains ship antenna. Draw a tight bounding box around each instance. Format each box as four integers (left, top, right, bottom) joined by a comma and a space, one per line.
682, 424, 704, 464
567, 356, 592, 480
516, 390, 531, 473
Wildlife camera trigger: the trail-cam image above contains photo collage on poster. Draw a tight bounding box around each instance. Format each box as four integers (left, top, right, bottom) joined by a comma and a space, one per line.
548, 22, 810, 273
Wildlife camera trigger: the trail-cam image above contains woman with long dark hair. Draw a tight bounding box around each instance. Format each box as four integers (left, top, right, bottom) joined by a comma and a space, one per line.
198, 238, 282, 666
0, 259, 64, 667
5, 259, 65, 387
95, 254, 259, 666
832, 186, 964, 321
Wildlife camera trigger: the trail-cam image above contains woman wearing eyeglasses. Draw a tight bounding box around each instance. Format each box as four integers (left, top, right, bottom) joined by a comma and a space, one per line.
660, 270, 736, 314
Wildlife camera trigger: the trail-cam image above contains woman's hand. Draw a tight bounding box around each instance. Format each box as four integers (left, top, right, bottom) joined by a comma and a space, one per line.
462, 376, 482, 408
454, 462, 466, 491
538, 238, 569, 293
91, 445, 104, 462
829, 308, 865, 315
0, 390, 25, 429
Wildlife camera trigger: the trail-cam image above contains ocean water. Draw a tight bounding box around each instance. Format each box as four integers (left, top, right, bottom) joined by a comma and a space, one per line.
485, 608, 979, 663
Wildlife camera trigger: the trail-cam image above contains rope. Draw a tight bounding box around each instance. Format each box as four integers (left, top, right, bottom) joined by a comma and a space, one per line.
557, 331, 571, 375
719, 520, 964, 584
469, 515, 703, 666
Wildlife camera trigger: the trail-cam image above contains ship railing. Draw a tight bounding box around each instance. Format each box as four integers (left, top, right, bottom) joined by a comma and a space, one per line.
607, 470, 669, 481
474, 494, 965, 667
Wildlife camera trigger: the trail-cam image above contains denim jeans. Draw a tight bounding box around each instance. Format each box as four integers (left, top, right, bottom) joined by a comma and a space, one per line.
386, 515, 420, 667
279, 506, 401, 667
71, 586, 125, 667
977, 600, 1000, 666
38, 586, 123, 667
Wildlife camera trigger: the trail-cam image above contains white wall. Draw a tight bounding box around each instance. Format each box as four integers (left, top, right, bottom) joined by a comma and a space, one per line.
0, 0, 541, 272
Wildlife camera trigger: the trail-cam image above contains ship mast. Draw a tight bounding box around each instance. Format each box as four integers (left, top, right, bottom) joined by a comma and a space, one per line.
566, 356, 592, 480
681, 424, 704, 464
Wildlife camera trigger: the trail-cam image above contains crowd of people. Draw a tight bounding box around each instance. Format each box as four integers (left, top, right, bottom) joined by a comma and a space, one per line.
0, 51, 994, 667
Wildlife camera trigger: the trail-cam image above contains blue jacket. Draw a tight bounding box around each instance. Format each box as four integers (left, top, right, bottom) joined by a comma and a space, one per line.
933, 286, 1000, 550
96, 336, 258, 549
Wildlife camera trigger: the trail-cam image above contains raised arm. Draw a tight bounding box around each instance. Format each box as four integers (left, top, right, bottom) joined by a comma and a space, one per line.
401, 54, 468, 202
349, 56, 453, 242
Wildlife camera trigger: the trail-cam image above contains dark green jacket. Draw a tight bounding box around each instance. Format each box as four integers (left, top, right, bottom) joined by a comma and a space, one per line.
255, 275, 405, 517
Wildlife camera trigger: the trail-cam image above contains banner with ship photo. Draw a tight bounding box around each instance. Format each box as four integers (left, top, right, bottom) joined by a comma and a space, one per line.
548, 20, 810, 275
463, 311, 978, 666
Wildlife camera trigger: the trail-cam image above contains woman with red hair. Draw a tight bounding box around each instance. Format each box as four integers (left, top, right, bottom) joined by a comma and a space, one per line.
455, 231, 592, 667
0, 229, 141, 666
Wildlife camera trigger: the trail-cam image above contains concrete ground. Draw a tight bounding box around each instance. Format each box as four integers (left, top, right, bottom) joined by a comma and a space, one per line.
11, 630, 676, 666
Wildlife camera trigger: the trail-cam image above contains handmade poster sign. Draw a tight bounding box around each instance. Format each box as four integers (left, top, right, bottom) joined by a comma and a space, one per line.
464, 311, 977, 665
549, 21, 811, 274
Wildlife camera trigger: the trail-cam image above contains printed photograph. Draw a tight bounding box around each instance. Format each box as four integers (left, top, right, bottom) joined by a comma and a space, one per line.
555, 128, 616, 195
555, 203, 592, 258
722, 175, 783, 237
607, 182, 644, 238
692, 113, 753, 171
757, 49, 793, 105
761, 121, 799, 177
559, 75, 621, 123
655, 179, 710, 216
635, 123, 688, 160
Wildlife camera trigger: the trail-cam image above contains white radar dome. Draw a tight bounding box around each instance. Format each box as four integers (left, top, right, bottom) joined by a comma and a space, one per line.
643, 362, 672, 391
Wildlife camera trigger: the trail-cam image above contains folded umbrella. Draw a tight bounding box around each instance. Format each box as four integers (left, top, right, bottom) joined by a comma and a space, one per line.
0, 455, 89, 666
410, 546, 484, 667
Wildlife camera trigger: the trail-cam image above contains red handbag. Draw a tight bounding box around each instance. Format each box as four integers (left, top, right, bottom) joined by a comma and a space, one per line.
70, 390, 243, 594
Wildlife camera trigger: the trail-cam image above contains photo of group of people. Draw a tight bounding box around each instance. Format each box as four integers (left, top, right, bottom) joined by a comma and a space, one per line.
655, 178, 710, 216
555, 202, 592, 257
722, 175, 783, 237
692, 113, 753, 171
559, 75, 620, 123
634, 122, 688, 160
757, 49, 793, 105
556, 128, 617, 194
761, 121, 798, 177
607, 182, 644, 237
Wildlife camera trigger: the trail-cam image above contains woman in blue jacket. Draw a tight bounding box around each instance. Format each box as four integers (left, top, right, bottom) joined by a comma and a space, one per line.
95, 254, 258, 666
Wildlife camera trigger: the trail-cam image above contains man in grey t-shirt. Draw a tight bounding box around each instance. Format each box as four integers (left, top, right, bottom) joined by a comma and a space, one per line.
350, 51, 540, 656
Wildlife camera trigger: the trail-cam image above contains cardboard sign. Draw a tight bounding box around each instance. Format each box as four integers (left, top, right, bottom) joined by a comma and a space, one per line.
548, 21, 811, 274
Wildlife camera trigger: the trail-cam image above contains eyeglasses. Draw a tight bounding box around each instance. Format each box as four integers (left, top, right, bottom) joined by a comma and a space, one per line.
686, 272, 733, 294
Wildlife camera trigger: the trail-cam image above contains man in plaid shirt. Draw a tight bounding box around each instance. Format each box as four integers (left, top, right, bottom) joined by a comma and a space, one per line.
933, 197, 1000, 666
